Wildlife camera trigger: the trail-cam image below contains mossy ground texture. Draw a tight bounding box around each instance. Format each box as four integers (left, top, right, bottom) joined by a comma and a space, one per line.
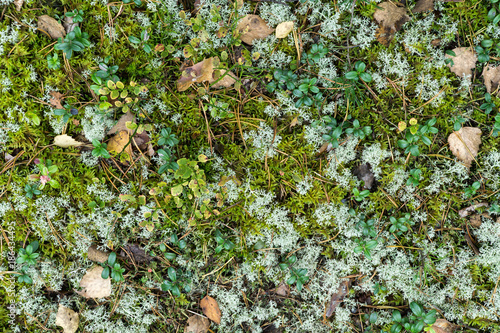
2, 0, 500, 332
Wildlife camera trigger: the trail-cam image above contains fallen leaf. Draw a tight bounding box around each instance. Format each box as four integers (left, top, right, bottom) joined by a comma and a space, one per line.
184, 315, 210, 333
53, 134, 84, 148
482, 65, 500, 93
38, 15, 66, 39
14, 0, 23, 11
107, 130, 133, 161
55, 304, 79, 333
375, 25, 394, 47
50, 91, 64, 109
119, 244, 152, 264
412, 0, 434, 13
276, 21, 294, 38
200, 296, 221, 324
430, 319, 458, 333
107, 111, 136, 135
458, 202, 488, 218
373, 2, 410, 32
132, 131, 150, 151
63, 15, 78, 34
353, 163, 375, 190
147, 143, 155, 157
237, 15, 274, 45
210, 69, 237, 89
275, 283, 289, 296
446, 47, 477, 79
431, 38, 441, 47
177, 58, 215, 92
290, 117, 299, 128
326, 280, 350, 318
448, 127, 482, 168
76, 266, 111, 298
470, 214, 483, 228
87, 245, 109, 263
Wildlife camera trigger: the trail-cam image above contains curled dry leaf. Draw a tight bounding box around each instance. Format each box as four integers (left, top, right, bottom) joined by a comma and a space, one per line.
76, 266, 111, 298
373, 2, 410, 32
200, 296, 221, 324
177, 57, 236, 91
55, 304, 79, 333
184, 315, 210, 333
276, 21, 294, 38
275, 283, 290, 296
469, 214, 484, 228
49, 91, 64, 109
107, 130, 133, 161
63, 15, 78, 34
107, 111, 135, 135
375, 25, 394, 47
448, 127, 482, 168
237, 15, 274, 45
53, 134, 84, 148
446, 47, 477, 79
87, 245, 109, 263
412, 0, 434, 13
326, 280, 350, 317
14, 0, 23, 11
430, 319, 458, 333
458, 202, 488, 218
482, 65, 500, 93
38, 15, 66, 39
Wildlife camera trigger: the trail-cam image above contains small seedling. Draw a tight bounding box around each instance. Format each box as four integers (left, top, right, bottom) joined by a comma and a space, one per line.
25, 184, 41, 199
158, 149, 179, 173
129, 29, 152, 53
464, 181, 481, 199
47, 53, 60, 70
391, 302, 436, 333
480, 93, 495, 114
279, 255, 309, 291
214, 230, 236, 253
345, 61, 372, 82
354, 238, 378, 260
92, 139, 111, 159
352, 187, 370, 201
54, 103, 77, 123
28, 159, 60, 190
345, 119, 372, 140
54, 26, 90, 59
65, 9, 84, 23
389, 213, 413, 234
444, 50, 456, 66
101, 252, 126, 282
161, 267, 192, 297
158, 128, 179, 147
17, 240, 40, 267
407, 168, 422, 187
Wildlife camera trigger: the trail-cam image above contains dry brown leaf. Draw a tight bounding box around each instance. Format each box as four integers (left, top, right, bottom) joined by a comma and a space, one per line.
14, 0, 23, 11
177, 58, 215, 92
200, 296, 221, 324
38, 15, 66, 39
108, 131, 133, 161
430, 319, 458, 333
290, 117, 299, 128
482, 65, 500, 93
375, 25, 394, 47
63, 15, 78, 34
373, 2, 410, 32
458, 202, 488, 218
446, 47, 477, 79
275, 283, 290, 296
53, 134, 84, 148
184, 315, 210, 333
448, 127, 482, 168
87, 245, 109, 263
76, 266, 111, 298
55, 304, 79, 333
326, 280, 350, 318
276, 21, 294, 38
412, 0, 434, 13
107, 111, 135, 135
237, 15, 274, 45
470, 214, 483, 228
211, 69, 237, 89
50, 91, 64, 109
147, 143, 155, 157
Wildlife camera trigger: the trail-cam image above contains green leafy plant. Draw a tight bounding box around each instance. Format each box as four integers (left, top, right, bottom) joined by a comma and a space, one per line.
493, 114, 500, 136
129, 29, 152, 53
28, 159, 60, 190
302, 43, 329, 64
475, 40, 494, 63
488, 5, 500, 24
24, 184, 41, 199
373, 282, 387, 295
92, 139, 111, 159
158, 149, 179, 173
481, 93, 496, 114
397, 118, 438, 157
267, 69, 298, 93
65, 9, 84, 23
363, 312, 378, 333
158, 127, 179, 147
92, 79, 147, 112
101, 252, 126, 282
407, 168, 422, 187
279, 255, 309, 291
356, 217, 377, 238
293, 77, 322, 108
345, 119, 372, 140
313, 116, 347, 149
123, 0, 142, 5
94, 56, 119, 82
47, 53, 60, 70
345, 61, 372, 82
17, 240, 40, 267
161, 267, 192, 297
354, 238, 378, 260
390, 302, 437, 333
464, 181, 481, 199
352, 187, 370, 201
54, 26, 90, 59
444, 50, 456, 66
160, 234, 187, 260
54, 103, 77, 123
214, 230, 236, 253
452, 115, 467, 131
389, 213, 413, 235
